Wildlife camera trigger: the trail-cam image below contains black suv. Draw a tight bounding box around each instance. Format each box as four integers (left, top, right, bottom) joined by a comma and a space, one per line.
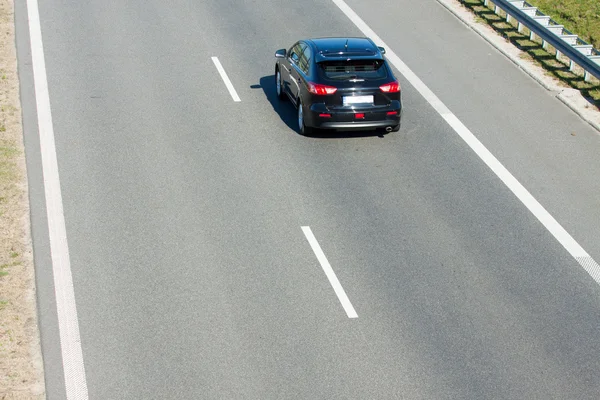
275, 37, 402, 135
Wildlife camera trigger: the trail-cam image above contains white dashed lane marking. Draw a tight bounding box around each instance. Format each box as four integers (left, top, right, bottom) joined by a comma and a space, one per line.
211, 56, 242, 102
302, 226, 358, 319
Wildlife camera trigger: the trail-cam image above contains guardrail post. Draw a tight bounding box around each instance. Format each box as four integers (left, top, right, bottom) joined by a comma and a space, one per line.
520, 7, 538, 18
559, 35, 578, 45
517, 22, 523, 33
589, 56, 600, 76
574, 45, 593, 56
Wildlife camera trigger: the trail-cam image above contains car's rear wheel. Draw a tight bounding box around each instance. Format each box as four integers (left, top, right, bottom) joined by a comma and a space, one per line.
297, 100, 313, 136
390, 124, 400, 132
276, 69, 286, 101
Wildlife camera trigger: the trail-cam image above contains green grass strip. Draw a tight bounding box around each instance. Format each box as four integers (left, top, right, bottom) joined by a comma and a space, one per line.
528, 0, 600, 49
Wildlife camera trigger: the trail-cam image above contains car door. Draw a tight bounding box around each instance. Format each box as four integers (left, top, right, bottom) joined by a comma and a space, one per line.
279, 42, 300, 100
286, 42, 306, 103
295, 44, 312, 103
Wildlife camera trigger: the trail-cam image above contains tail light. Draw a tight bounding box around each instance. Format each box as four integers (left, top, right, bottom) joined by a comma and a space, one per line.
380, 81, 400, 93
307, 82, 337, 95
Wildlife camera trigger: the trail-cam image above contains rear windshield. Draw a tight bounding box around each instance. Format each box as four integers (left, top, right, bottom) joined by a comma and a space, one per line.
318, 59, 387, 81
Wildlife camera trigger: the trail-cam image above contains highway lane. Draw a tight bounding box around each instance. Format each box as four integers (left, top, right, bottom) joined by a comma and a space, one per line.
344, 0, 600, 264
14, 0, 600, 398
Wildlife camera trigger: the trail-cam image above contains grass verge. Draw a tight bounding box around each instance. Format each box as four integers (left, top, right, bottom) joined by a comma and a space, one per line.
458, 0, 600, 110
528, 0, 600, 49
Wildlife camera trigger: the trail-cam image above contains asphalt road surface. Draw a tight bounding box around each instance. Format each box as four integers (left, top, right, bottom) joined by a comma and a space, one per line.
14, 0, 600, 398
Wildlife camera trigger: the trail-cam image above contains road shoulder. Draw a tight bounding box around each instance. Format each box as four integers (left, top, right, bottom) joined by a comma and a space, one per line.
0, 0, 45, 398
436, 0, 600, 133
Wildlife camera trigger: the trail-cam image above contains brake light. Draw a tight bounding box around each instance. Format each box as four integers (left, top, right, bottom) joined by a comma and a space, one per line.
380, 81, 400, 93
308, 82, 337, 95
319, 113, 331, 118
355, 113, 365, 119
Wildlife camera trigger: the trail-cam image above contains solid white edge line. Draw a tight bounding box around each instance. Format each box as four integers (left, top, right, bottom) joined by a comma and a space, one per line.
211, 56, 241, 102
331, 0, 600, 285
26, 0, 89, 398
302, 226, 358, 318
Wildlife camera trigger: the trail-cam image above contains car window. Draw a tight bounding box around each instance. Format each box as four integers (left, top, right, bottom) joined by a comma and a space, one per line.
318, 59, 388, 81
289, 43, 302, 64
297, 44, 311, 75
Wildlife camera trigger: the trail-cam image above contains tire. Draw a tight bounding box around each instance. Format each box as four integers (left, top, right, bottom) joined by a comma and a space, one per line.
390, 124, 400, 132
276, 69, 287, 101
297, 100, 313, 136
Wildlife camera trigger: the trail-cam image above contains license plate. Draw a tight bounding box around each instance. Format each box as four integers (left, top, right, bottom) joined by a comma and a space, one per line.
343, 95, 373, 105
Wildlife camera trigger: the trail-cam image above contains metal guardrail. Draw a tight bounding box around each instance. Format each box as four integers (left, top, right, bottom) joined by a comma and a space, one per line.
483, 0, 600, 82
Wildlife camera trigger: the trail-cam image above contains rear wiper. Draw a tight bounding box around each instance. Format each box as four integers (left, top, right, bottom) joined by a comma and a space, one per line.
332, 74, 363, 81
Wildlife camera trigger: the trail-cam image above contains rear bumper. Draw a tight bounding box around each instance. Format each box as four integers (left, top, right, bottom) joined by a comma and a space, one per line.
306, 100, 402, 130
317, 120, 399, 130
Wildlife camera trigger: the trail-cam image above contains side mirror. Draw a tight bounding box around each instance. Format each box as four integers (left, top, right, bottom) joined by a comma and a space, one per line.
378, 46, 386, 55
275, 49, 286, 58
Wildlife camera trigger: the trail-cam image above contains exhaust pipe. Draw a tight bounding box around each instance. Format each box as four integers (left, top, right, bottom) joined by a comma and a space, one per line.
385, 126, 393, 133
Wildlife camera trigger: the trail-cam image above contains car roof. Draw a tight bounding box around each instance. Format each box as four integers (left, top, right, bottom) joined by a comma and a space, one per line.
306, 37, 384, 62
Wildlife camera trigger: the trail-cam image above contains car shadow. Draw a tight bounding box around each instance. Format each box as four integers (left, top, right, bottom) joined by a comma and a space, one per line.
252, 75, 388, 139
